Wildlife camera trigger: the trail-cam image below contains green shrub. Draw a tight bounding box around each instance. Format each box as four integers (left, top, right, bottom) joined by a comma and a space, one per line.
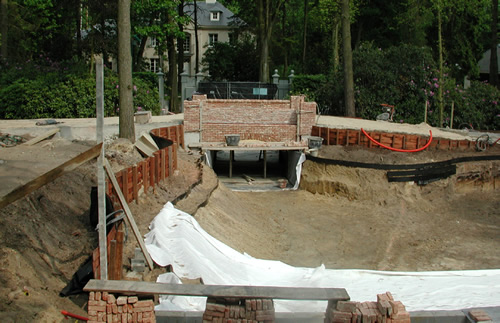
290, 74, 327, 102
0, 68, 160, 119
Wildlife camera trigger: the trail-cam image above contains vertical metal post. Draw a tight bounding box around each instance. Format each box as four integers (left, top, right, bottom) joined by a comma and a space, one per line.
96, 55, 108, 280
157, 69, 165, 114
263, 150, 267, 178
229, 150, 233, 178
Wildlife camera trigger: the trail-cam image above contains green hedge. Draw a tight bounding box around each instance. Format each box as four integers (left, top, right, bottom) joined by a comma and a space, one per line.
0, 62, 160, 119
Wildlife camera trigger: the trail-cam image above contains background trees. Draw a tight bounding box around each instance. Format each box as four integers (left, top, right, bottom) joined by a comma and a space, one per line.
0, 0, 498, 129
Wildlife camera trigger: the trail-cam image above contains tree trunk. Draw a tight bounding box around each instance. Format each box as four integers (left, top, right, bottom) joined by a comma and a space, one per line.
76, 0, 82, 58
177, 0, 185, 82
118, 0, 135, 142
167, 34, 178, 112
256, 0, 284, 83
437, 2, 444, 126
332, 18, 340, 72
282, 2, 288, 76
341, 0, 355, 117
302, 0, 308, 72
490, 0, 499, 87
133, 35, 148, 72
0, 0, 8, 60
194, 0, 200, 74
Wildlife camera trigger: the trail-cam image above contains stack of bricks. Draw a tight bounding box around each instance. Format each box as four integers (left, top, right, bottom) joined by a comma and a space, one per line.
325, 292, 410, 323
87, 291, 156, 323
202, 297, 275, 323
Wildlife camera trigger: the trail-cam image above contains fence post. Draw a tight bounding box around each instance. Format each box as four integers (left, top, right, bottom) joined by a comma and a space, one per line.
157, 69, 166, 114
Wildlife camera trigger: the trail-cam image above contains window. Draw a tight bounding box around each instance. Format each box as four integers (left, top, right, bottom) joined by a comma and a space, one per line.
208, 33, 218, 46
183, 34, 191, 53
149, 58, 160, 73
150, 37, 159, 48
210, 11, 220, 21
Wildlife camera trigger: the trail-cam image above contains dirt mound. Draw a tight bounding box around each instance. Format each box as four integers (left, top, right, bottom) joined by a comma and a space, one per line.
0, 144, 202, 323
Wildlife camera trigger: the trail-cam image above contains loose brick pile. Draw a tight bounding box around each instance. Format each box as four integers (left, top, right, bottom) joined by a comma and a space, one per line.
87, 291, 156, 323
203, 297, 275, 323
325, 292, 410, 323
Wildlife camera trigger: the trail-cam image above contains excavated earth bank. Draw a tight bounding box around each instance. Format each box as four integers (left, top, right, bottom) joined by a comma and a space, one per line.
0, 140, 498, 322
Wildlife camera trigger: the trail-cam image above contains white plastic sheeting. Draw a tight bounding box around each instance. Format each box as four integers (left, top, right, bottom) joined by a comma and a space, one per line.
145, 202, 500, 313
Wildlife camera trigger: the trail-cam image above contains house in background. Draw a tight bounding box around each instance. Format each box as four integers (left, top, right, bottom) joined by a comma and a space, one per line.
478, 45, 500, 81
142, 0, 239, 76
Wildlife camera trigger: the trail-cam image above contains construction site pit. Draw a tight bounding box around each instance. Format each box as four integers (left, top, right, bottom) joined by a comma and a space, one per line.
0, 123, 499, 322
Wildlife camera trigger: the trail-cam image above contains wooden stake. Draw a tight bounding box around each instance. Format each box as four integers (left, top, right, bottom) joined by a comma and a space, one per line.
450, 101, 455, 129
96, 55, 107, 280
104, 158, 154, 270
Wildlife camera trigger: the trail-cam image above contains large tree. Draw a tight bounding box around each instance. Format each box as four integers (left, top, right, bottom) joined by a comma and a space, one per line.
490, 0, 499, 87
341, 0, 355, 117
0, 0, 8, 59
256, 0, 285, 82
118, 0, 135, 142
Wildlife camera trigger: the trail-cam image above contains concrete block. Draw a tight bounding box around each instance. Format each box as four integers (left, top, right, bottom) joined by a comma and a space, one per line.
409, 310, 467, 323
135, 111, 152, 124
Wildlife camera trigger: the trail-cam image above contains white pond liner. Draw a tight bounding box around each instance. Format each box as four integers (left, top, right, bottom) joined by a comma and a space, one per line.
145, 202, 500, 313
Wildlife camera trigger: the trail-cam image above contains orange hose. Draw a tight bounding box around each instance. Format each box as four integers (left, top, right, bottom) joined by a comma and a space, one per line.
361, 128, 433, 152
61, 310, 88, 321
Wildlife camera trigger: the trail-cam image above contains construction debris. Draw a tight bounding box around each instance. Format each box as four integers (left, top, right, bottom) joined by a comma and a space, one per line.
0, 133, 25, 147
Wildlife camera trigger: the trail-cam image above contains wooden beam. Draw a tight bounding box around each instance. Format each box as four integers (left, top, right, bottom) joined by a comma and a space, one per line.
84, 279, 350, 301
24, 128, 60, 146
0, 143, 102, 209
104, 158, 155, 270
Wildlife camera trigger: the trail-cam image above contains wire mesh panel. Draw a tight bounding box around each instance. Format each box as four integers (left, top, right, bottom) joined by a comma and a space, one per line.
197, 82, 278, 100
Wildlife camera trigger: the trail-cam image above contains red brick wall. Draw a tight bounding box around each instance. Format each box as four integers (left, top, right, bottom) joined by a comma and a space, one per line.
184, 95, 316, 142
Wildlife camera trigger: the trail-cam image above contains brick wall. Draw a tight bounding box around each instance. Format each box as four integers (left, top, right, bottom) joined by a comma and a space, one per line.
87, 292, 156, 323
184, 95, 316, 143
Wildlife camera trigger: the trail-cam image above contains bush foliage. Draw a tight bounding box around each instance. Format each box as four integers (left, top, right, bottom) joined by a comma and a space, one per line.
292, 43, 500, 130
0, 59, 160, 119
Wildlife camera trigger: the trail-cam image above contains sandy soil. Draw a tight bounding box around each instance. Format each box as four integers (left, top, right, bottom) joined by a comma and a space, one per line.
194, 145, 500, 271
0, 117, 498, 322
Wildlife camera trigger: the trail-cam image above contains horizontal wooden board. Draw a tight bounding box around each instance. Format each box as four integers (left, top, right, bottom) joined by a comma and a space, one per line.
84, 279, 350, 301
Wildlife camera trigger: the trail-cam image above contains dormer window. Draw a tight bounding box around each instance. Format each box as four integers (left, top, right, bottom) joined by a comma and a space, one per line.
210, 11, 220, 21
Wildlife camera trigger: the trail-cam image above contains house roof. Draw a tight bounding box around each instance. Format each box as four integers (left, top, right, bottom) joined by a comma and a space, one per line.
478, 46, 500, 74
184, 1, 241, 28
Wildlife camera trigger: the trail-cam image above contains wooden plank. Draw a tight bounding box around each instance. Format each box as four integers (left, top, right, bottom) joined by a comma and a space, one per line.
84, 279, 350, 301
104, 159, 154, 270
326, 128, 330, 145
336, 129, 339, 146
132, 165, 138, 204
161, 149, 166, 181
0, 143, 102, 209
122, 169, 129, 203
24, 128, 60, 146
135, 134, 158, 157
108, 240, 118, 280
143, 161, 149, 193
168, 146, 173, 177
96, 55, 107, 281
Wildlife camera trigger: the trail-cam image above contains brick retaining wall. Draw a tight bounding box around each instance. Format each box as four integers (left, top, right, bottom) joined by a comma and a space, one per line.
312, 126, 475, 151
